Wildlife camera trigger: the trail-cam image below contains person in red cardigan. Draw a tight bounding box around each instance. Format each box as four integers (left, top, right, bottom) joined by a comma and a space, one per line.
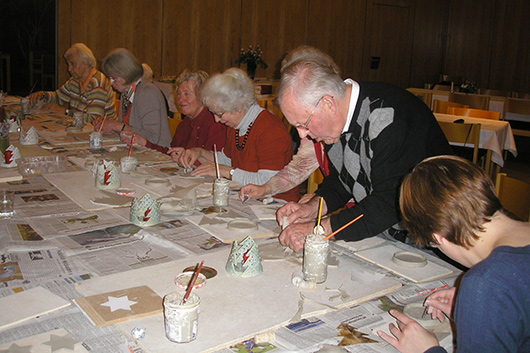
121, 69, 226, 155
177, 68, 299, 202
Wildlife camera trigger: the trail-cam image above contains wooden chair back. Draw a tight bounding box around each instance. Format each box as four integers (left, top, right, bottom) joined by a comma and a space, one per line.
448, 93, 490, 110
447, 107, 501, 120
307, 168, 324, 194
503, 98, 530, 137
479, 89, 510, 97
438, 121, 481, 164
496, 173, 530, 221
407, 88, 433, 109
432, 99, 469, 114
168, 115, 182, 137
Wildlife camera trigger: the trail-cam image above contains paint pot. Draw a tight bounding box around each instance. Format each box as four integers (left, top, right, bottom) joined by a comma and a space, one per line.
20, 97, 30, 115
120, 156, 138, 174
90, 131, 102, 150
302, 233, 329, 284
212, 178, 230, 207
163, 291, 200, 343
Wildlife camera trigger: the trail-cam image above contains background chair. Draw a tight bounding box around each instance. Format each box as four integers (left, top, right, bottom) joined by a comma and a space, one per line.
407, 88, 433, 109
503, 98, 530, 137
447, 107, 500, 120
432, 99, 469, 114
479, 89, 510, 97
496, 173, 530, 221
307, 168, 324, 194
438, 121, 481, 164
168, 115, 182, 137
448, 92, 490, 110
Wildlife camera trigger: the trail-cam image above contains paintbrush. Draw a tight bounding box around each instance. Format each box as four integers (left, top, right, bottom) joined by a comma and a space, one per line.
213, 144, 220, 179
182, 260, 204, 304
323, 214, 364, 241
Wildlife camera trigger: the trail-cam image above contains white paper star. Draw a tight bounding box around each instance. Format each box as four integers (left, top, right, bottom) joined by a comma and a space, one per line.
101, 295, 138, 312
0, 343, 33, 353
42, 333, 80, 352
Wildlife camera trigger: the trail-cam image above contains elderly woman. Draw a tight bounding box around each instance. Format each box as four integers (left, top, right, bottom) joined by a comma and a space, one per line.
93, 48, 171, 148
177, 68, 298, 202
126, 69, 226, 154
29, 43, 116, 122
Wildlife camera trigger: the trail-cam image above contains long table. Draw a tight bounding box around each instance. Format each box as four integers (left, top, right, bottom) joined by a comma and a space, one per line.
435, 113, 517, 174
0, 100, 459, 353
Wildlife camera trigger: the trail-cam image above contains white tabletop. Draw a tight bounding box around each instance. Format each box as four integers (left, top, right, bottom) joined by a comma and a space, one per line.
435, 113, 517, 166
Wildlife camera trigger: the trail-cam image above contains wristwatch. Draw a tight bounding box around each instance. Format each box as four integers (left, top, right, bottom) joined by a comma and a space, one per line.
229, 168, 235, 178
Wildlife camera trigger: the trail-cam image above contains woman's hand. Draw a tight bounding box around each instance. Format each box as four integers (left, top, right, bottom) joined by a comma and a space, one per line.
239, 184, 272, 201
190, 162, 231, 178
167, 147, 185, 162
120, 131, 146, 146
28, 91, 45, 106
177, 148, 202, 168
377, 309, 439, 353
93, 117, 123, 134
424, 287, 456, 322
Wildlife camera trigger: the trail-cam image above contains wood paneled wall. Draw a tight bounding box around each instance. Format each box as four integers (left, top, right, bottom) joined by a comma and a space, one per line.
57, 0, 530, 93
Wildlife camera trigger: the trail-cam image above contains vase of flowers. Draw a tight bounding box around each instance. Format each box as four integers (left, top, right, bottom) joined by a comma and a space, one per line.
235, 45, 268, 80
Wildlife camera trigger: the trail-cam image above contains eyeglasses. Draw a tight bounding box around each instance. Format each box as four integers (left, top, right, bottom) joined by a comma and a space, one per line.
210, 110, 225, 119
109, 77, 117, 84
294, 96, 324, 130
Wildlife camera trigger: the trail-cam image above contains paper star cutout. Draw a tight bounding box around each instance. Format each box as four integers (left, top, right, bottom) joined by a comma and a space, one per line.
0, 343, 33, 353
101, 295, 138, 312
199, 216, 226, 226
42, 333, 81, 352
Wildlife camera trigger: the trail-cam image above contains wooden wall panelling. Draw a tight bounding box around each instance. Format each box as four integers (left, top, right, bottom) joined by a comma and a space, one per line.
59, 0, 164, 83
409, 0, 449, 88
443, 0, 495, 88
57, 0, 72, 85
488, 0, 530, 93
240, 0, 308, 79
162, 0, 242, 78
307, 0, 366, 80
361, 0, 415, 88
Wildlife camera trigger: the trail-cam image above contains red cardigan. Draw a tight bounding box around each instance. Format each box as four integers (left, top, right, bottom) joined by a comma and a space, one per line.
224, 110, 299, 202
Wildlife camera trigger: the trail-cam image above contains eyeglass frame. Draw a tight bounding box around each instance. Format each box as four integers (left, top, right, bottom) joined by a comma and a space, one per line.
294, 96, 325, 130
209, 110, 226, 119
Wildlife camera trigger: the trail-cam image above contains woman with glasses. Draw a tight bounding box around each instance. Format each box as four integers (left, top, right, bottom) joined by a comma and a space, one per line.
378, 155, 530, 353
176, 68, 299, 202
93, 48, 171, 148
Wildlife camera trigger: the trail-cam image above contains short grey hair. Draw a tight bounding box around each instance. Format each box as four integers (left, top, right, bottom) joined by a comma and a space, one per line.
201, 68, 256, 113
65, 43, 96, 68
281, 45, 340, 76
175, 69, 209, 97
277, 55, 346, 108
101, 48, 143, 85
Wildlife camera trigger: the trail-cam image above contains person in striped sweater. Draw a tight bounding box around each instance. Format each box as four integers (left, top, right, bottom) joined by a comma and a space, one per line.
29, 43, 116, 123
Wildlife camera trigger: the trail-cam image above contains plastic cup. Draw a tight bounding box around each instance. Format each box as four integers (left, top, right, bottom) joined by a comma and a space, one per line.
0, 190, 15, 219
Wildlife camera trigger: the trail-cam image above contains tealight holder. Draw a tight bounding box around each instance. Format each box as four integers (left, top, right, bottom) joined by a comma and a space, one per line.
20, 97, 31, 115
226, 236, 263, 277
8, 114, 19, 133
19, 126, 39, 145
93, 160, 121, 190
130, 193, 161, 227
0, 145, 21, 168
66, 112, 84, 132
90, 131, 103, 150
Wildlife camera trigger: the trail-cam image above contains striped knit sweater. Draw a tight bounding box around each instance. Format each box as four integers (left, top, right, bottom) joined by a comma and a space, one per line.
44, 70, 116, 123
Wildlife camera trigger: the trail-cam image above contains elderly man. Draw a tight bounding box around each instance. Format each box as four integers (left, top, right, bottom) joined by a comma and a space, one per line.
29, 43, 116, 122
276, 48, 452, 251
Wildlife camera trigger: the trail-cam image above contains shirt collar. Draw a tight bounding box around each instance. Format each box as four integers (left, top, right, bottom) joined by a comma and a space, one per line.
342, 78, 360, 133
236, 103, 264, 135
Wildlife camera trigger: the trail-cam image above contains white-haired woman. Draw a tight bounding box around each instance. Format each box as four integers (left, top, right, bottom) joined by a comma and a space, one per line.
93, 48, 171, 148
178, 68, 298, 202
29, 43, 116, 123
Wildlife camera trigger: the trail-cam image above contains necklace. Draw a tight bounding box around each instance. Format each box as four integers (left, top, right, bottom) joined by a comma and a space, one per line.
235, 122, 254, 150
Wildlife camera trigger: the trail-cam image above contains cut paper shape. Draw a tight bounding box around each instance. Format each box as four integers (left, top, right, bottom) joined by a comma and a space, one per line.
90, 190, 134, 207
337, 323, 379, 346
226, 236, 263, 277
73, 285, 162, 327
42, 332, 81, 351
199, 216, 226, 226
0, 286, 70, 330
0, 329, 87, 353
101, 295, 138, 312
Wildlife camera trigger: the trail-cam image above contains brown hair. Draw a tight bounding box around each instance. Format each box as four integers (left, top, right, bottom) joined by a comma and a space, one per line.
400, 155, 503, 248
101, 48, 143, 84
